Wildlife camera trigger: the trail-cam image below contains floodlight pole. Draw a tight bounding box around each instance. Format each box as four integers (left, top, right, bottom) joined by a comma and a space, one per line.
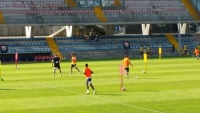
178, 0, 181, 53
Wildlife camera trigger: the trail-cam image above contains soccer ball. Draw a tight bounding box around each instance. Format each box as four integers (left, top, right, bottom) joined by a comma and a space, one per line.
122, 87, 126, 91
16, 67, 19, 69
142, 71, 146, 73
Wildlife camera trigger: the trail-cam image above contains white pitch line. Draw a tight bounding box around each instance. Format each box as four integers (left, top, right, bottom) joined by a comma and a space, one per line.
93, 96, 164, 113
30, 82, 164, 113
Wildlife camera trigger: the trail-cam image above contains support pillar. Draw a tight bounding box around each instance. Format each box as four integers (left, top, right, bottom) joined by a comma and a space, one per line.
177, 23, 187, 34
121, 25, 126, 34
66, 26, 73, 37
105, 25, 114, 35
25, 26, 34, 38
141, 24, 150, 35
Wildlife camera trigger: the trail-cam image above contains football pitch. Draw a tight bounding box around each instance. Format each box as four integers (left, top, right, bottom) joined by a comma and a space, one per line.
0, 57, 200, 113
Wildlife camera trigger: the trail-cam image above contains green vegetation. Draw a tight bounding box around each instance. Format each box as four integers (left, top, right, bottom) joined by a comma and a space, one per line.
0, 57, 200, 113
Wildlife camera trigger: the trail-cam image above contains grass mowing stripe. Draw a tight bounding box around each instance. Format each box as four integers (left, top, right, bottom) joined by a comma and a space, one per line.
28, 81, 164, 113
1, 57, 200, 113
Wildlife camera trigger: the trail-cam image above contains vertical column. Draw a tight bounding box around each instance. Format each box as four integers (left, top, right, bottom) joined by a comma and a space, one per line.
141, 24, 150, 35
105, 25, 114, 35
25, 26, 32, 38
177, 23, 187, 34
121, 25, 126, 34
66, 25, 73, 37
108, 25, 114, 35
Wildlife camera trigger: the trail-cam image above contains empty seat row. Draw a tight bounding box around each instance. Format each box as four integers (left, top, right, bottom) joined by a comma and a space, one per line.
0, 38, 46, 42
175, 39, 196, 42
57, 41, 113, 45
55, 37, 83, 40
59, 46, 117, 51
8, 48, 51, 53
7, 43, 48, 47
55, 35, 169, 41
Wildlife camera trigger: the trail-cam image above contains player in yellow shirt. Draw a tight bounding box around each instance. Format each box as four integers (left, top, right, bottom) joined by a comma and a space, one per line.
183, 44, 187, 56
70, 53, 81, 74
123, 54, 133, 78
146, 45, 150, 58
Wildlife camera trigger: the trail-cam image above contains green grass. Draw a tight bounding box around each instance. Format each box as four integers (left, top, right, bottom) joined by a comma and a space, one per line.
0, 57, 200, 113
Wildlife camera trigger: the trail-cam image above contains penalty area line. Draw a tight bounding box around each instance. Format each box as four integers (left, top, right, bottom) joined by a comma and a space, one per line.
30, 82, 164, 113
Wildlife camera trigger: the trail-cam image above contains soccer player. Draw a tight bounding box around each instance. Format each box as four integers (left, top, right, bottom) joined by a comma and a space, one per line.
70, 53, 81, 74
183, 44, 187, 56
194, 47, 199, 60
52, 54, 62, 77
146, 45, 150, 58
84, 63, 96, 95
172, 44, 176, 54
123, 54, 133, 78
140, 45, 143, 58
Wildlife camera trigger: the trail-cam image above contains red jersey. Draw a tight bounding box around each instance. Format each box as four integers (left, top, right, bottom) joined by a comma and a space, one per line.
195, 49, 199, 55
84, 67, 92, 78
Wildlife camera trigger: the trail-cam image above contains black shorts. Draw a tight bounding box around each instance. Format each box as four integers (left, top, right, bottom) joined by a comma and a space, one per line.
86, 78, 92, 84
140, 52, 143, 55
54, 64, 60, 69
71, 64, 76, 68
125, 67, 129, 72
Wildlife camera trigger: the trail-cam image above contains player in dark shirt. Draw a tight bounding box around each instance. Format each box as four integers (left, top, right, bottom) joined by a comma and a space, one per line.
52, 54, 62, 77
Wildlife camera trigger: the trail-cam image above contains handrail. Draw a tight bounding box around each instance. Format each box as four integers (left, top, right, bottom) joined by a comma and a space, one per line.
189, 0, 200, 17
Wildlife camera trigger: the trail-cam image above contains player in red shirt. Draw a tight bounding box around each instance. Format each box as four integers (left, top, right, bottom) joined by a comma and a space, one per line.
84, 63, 96, 95
70, 53, 81, 74
194, 47, 199, 60
123, 54, 133, 78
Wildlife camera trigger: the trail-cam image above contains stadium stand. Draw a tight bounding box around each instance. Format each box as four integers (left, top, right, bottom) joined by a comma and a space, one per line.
0, 0, 200, 61
0, 33, 199, 61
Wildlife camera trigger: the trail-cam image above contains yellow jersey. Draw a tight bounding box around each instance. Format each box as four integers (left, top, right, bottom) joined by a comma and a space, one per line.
123, 57, 130, 68
183, 45, 187, 50
71, 56, 77, 64
140, 47, 143, 52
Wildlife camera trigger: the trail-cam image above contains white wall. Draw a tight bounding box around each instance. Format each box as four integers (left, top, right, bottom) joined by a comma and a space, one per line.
0, 26, 52, 37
